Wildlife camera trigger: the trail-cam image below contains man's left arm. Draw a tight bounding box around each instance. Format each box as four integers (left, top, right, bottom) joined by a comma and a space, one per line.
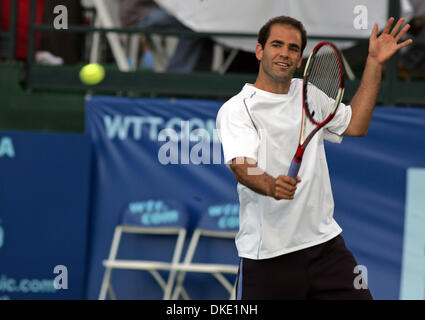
344, 17, 413, 137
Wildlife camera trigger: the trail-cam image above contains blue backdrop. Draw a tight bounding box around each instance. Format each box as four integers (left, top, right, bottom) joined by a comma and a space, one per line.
326, 107, 425, 300
85, 97, 239, 299
85, 96, 425, 300
0, 131, 91, 300
1, 97, 424, 300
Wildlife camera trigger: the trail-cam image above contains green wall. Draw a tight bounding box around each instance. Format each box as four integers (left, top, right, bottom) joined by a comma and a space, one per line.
0, 62, 85, 133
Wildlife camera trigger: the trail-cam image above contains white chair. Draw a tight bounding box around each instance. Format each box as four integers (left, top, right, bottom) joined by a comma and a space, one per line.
172, 203, 239, 300
98, 199, 189, 300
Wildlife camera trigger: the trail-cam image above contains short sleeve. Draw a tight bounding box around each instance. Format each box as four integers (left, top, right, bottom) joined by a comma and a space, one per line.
307, 83, 352, 144
323, 102, 352, 143
216, 101, 260, 165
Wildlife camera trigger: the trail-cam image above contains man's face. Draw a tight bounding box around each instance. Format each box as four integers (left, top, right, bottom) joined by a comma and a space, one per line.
256, 24, 303, 84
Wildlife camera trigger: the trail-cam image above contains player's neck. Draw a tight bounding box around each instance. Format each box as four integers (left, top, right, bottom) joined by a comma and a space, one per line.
254, 74, 291, 94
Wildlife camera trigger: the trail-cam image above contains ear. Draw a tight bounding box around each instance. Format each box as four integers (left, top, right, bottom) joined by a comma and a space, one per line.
255, 43, 263, 62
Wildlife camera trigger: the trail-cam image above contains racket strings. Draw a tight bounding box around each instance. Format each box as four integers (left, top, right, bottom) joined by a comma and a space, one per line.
313, 49, 339, 99
306, 45, 341, 123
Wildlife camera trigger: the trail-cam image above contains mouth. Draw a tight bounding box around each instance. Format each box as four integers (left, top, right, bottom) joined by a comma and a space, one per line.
274, 61, 291, 70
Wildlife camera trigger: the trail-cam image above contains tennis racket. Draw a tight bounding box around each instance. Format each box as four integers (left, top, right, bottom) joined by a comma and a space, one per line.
287, 41, 345, 178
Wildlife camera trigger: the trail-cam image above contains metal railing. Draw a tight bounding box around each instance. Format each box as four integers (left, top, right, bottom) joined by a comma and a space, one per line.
3, 0, 424, 105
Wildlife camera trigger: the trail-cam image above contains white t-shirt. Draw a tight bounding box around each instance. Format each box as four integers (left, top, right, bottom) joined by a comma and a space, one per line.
216, 79, 352, 260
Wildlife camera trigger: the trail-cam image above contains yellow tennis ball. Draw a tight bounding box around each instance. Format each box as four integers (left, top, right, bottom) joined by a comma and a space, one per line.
79, 63, 105, 85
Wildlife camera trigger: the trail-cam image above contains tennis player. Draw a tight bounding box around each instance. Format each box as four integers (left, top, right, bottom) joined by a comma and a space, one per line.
216, 16, 412, 299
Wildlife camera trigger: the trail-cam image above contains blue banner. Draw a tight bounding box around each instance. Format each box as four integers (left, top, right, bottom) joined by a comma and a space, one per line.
326, 107, 425, 299
85, 96, 425, 300
85, 97, 239, 299
0, 131, 91, 300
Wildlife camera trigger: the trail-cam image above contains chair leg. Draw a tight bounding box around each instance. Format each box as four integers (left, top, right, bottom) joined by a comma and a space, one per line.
171, 272, 191, 300
99, 267, 113, 300
108, 284, 117, 300
180, 286, 191, 300
164, 269, 177, 300
212, 273, 235, 296
230, 279, 237, 300
171, 275, 183, 300
148, 270, 167, 291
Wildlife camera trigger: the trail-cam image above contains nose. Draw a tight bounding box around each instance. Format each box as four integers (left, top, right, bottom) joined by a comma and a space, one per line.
279, 45, 290, 58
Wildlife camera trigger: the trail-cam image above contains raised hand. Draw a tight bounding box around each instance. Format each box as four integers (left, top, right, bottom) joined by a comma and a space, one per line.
369, 17, 413, 65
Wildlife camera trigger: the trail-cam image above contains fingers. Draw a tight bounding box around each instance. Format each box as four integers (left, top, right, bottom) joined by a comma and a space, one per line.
276, 175, 298, 186
371, 23, 378, 40
378, 17, 411, 43
397, 38, 413, 49
273, 175, 301, 200
273, 186, 296, 200
382, 17, 395, 34
395, 23, 411, 42
390, 17, 405, 37
373, 18, 413, 57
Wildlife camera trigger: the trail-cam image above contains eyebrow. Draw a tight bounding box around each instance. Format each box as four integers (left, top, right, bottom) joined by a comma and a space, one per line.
270, 40, 301, 50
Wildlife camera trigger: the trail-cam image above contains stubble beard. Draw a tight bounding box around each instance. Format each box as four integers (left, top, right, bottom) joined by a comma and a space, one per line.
261, 61, 295, 84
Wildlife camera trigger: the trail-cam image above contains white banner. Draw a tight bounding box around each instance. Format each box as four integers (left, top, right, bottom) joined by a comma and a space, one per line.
155, 0, 413, 54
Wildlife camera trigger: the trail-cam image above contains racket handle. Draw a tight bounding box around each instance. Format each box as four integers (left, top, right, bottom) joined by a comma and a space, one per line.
288, 160, 301, 179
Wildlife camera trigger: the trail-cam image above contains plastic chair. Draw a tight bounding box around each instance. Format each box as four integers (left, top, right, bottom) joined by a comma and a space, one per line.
172, 203, 239, 300
99, 199, 189, 300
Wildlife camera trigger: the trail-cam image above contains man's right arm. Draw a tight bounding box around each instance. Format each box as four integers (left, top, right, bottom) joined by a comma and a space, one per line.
229, 157, 300, 200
